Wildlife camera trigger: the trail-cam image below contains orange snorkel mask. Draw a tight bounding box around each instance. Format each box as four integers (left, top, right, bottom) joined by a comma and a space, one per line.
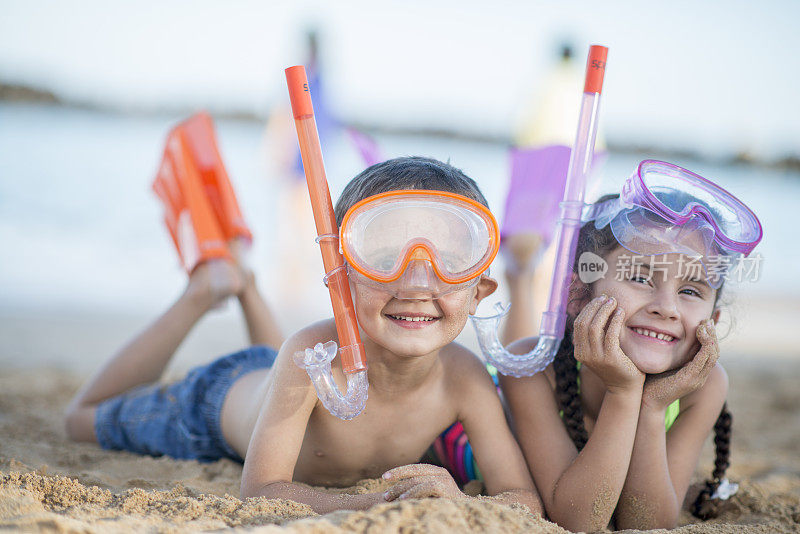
340, 190, 500, 299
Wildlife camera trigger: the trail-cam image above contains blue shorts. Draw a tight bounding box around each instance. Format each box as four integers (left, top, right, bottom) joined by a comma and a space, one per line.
94, 345, 277, 462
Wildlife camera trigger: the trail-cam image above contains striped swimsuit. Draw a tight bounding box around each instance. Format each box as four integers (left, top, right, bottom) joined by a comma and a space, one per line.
426, 365, 680, 485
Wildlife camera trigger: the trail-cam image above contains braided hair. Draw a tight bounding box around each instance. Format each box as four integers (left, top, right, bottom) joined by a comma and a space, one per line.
554, 194, 733, 519
692, 403, 733, 518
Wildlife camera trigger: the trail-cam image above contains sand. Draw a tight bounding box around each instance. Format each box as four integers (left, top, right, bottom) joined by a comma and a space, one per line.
1, 294, 800, 533
2, 356, 799, 534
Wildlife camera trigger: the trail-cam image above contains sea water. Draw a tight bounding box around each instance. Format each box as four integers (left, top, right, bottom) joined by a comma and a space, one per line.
0, 103, 795, 318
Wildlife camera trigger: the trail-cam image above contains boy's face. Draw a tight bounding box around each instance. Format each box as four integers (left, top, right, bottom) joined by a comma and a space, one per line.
586, 247, 719, 374
351, 274, 497, 357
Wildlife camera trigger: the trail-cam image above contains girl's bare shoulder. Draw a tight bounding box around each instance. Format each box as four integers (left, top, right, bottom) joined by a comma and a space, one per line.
496, 336, 558, 391
681, 362, 729, 410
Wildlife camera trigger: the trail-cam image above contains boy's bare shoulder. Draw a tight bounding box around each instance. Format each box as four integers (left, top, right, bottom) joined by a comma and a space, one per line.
271, 318, 340, 388
438, 341, 495, 390
285, 318, 339, 350
437, 343, 506, 423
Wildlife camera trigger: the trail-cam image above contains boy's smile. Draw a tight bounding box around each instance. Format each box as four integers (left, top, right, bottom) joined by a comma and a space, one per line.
352, 272, 497, 358
384, 311, 442, 329
356, 283, 465, 357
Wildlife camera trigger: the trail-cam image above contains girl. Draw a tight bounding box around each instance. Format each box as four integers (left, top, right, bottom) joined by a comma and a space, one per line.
434, 160, 760, 531
501, 160, 760, 530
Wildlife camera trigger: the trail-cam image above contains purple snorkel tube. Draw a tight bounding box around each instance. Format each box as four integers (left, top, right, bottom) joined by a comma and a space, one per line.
471, 45, 608, 377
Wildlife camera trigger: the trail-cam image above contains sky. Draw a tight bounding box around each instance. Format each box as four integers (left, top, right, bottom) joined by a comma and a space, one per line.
1, 0, 799, 159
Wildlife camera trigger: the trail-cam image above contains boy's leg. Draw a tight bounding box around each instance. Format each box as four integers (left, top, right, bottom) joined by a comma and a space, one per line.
65, 259, 243, 442
229, 238, 284, 349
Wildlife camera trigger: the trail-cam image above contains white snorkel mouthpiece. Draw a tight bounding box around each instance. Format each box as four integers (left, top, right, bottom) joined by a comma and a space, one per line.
293, 342, 368, 420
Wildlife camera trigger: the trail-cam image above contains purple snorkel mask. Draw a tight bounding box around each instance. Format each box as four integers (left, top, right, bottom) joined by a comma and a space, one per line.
584, 160, 763, 288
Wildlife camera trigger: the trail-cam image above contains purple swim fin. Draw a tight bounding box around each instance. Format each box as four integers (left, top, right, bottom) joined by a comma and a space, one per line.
346, 127, 383, 167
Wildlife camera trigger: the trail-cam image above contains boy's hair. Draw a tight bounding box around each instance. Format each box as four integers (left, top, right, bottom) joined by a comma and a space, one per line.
334, 156, 489, 226
555, 193, 732, 520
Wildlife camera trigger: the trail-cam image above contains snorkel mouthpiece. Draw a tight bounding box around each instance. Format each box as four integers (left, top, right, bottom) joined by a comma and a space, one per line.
292, 342, 369, 420
286, 66, 368, 419
471, 45, 608, 377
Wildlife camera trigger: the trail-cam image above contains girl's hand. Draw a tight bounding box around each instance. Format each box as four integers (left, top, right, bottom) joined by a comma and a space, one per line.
382, 464, 465, 501
573, 295, 645, 394
642, 319, 720, 412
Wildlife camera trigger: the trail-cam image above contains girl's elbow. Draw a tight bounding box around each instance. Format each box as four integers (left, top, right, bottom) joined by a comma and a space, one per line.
625, 518, 679, 531
553, 515, 610, 534
510, 489, 544, 516
654, 509, 680, 530
529, 495, 545, 517
547, 492, 615, 533
546, 501, 612, 533
616, 509, 679, 531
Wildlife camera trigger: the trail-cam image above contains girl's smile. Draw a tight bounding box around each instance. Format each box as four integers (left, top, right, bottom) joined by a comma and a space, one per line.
590, 248, 718, 374
627, 325, 680, 345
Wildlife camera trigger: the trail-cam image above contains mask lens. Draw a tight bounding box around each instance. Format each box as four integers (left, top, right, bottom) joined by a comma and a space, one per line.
609, 208, 736, 289
342, 191, 498, 283
347, 263, 480, 299
639, 162, 761, 245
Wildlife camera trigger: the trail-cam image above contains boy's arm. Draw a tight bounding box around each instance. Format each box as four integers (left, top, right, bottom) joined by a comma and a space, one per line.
239, 325, 384, 513
615, 364, 728, 529
382, 352, 542, 514
459, 362, 544, 513
500, 337, 643, 532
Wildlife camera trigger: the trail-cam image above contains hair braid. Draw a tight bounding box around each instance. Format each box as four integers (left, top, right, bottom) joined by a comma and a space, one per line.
553, 333, 589, 451
691, 402, 733, 519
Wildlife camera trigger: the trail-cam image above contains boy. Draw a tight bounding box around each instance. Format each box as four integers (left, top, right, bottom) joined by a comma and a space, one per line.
65, 157, 542, 515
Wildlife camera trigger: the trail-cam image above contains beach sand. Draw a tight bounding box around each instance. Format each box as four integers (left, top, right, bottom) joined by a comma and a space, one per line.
1, 303, 799, 533
1, 359, 799, 533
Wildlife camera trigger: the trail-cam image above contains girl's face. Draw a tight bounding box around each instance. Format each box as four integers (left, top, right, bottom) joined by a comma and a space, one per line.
588, 247, 719, 374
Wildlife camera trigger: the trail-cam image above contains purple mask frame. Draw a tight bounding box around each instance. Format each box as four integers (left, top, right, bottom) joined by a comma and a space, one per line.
621, 160, 762, 256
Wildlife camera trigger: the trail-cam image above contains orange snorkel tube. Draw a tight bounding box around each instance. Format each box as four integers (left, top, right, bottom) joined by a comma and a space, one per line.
286, 66, 369, 419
